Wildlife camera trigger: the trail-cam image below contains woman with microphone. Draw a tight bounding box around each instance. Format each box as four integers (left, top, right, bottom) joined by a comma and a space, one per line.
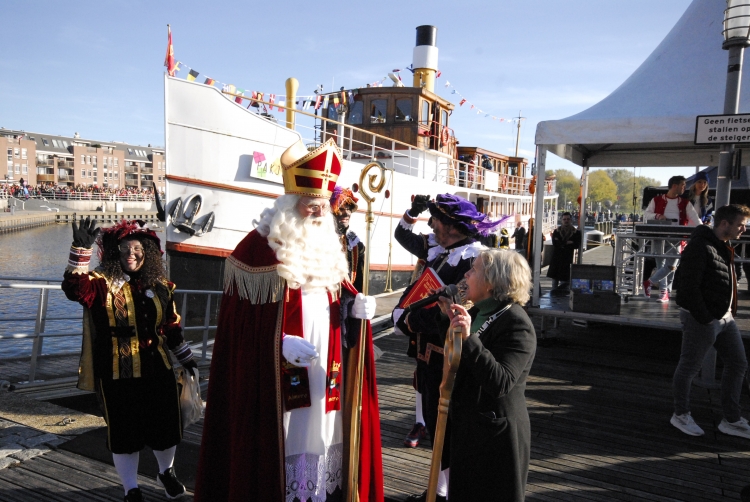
437, 249, 536, 502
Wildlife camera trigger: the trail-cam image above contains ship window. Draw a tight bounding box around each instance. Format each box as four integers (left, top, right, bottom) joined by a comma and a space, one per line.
395, 99, 413, 122
370, 99, 387, 124
509, 162, 518, 176
442, 110, 448, 127
327, 102, 339, 122
348, 101, 363, 125
421, 100, 431, 125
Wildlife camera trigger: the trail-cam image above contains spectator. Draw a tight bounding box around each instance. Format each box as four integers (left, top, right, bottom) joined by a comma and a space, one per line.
670, 204, 750, 439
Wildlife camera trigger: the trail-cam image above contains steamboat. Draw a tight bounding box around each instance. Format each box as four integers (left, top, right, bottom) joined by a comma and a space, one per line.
163, 26, 558, 292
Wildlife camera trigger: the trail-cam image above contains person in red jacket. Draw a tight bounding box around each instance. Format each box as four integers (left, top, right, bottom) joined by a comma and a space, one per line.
642, 176, 701, 303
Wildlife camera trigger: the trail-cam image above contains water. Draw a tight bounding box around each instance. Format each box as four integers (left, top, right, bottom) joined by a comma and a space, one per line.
0, 223, 85, 357
0, 223, 169, 358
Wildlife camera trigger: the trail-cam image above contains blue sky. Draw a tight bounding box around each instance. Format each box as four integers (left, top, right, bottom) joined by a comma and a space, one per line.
0, 0, 697, 184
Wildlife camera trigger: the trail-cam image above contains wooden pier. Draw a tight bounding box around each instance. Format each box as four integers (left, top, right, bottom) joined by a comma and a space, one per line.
3, 315, 750, 500
0, 210, 159, 234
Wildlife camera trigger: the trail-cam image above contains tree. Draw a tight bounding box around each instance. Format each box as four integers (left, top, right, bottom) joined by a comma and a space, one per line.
587, 170, 617, 210
604, 169, 661, 213
548, 169, 579, 210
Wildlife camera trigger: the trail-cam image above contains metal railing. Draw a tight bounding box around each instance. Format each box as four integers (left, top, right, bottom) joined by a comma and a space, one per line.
222, 90, 558, 200
41, 191, 155, 201
0, 276, 219, 383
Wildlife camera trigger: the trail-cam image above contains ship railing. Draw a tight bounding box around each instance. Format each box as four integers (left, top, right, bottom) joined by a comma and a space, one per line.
41, 191, 155, 202
220, 90, 557, 197
0, 275, 220, 383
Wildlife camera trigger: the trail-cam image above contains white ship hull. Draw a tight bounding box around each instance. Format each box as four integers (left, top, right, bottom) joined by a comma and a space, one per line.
164, 77, 557, 288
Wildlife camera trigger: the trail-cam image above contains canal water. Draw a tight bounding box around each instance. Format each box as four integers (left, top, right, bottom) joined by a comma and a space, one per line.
0, 223, 167, 358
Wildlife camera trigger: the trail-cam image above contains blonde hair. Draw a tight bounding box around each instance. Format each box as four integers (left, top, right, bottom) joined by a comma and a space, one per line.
479, 249, 532, 306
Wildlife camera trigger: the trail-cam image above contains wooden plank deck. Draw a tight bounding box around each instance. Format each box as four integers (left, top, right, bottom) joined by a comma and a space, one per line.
3, 260, 750, 500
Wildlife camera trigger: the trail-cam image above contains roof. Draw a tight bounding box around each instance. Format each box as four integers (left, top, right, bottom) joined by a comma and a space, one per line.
535, 0, 746, 168
0, 128, 164, 161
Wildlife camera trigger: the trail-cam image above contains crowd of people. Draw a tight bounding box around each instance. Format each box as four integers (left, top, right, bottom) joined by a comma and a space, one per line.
60, 142, 750, 502
1, 180, 157, 200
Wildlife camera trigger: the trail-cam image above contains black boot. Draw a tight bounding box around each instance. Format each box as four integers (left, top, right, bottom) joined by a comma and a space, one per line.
124, 487, 143, 502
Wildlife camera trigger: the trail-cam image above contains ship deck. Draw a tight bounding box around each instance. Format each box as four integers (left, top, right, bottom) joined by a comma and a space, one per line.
3, 279, 750, 500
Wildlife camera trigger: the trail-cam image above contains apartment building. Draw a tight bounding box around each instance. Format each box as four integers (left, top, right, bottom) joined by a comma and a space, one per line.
0, 128, 166, 192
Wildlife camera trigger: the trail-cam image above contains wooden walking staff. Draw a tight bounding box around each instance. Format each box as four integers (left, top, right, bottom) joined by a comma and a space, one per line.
346, 161, 388, 502
426, 303, 463, 502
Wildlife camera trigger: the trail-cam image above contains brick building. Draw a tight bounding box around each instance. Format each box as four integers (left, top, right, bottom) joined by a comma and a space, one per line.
1, 128, 165, 192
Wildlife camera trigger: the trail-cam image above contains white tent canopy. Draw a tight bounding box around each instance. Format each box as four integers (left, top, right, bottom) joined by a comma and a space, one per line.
530, 0, 750, 305
535, 0, 750, 168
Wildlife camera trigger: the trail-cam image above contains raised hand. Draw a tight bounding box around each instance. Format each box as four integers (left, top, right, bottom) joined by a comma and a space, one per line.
152, 182, 165, 222
409, 195, 431, 217
72, 216, 100, 249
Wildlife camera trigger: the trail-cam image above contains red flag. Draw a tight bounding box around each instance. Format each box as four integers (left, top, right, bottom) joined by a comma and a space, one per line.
269, 94, 276, 111
436, 70, 441, 78
314, 95, 322, 110
340, 91, 347, 105
459, 99, 466, 106
164, 26, 176, 77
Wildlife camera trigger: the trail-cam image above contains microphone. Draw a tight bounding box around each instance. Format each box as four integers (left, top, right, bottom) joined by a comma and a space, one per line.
404, 284, 459, 313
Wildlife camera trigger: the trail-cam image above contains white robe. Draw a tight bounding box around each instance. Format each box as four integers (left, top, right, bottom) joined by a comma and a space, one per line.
283, 290, 343, 502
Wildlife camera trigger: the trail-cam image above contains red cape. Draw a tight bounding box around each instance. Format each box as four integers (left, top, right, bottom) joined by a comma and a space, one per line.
194, 229, 383, 502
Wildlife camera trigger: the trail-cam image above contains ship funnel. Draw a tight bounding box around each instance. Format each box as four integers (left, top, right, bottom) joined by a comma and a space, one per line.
412, 25, 438, 93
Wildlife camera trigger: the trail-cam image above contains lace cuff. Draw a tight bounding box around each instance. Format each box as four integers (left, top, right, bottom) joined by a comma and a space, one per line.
285, 443, 343, 502
399, 211, 417, 230
66, 246, 93, 274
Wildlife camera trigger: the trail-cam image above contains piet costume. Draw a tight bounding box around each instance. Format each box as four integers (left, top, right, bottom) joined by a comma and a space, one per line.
330, 185, 365, 293
393, 194, 507, 472
62, 219, 193, 454
194, 139, 383, 502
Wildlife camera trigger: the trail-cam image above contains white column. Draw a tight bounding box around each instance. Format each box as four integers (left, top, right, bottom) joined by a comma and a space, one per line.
532, 146, 546, 306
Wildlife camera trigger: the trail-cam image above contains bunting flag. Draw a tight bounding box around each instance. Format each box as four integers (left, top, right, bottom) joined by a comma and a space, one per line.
340, 91, 347, 105
250, 91, 259, 108
204, 77, 215, 86
187, 69, 199, 82
333, 96, 340, 108
164, 26, 176, 76
315, 95, 322, 110
442, 79, 519, 123
268, 93, 276, 110
303, 100, 312, 111
323, 96, 329, 109
235, 89, 244, 104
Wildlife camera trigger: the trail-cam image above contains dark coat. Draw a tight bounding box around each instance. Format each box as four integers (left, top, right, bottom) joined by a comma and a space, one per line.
512, 226, 526, 250
674, 224, 736, 324
443, 302, 536, 502
546, 227, 582, 280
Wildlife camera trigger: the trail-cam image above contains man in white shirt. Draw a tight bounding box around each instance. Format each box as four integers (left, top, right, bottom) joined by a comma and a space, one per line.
642, 176, 702, 303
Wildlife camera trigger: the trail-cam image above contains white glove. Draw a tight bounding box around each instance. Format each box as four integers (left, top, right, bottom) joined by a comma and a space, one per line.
352, 293, 377, 320
282, 334, 319, 367
392, 308, 405, 335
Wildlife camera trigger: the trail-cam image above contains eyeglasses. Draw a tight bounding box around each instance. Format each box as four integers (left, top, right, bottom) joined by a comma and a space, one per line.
118, 244, 144, 256
302, 201, 330, 214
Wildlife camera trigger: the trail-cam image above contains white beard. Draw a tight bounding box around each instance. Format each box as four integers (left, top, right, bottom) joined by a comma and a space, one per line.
255, 194, 350, 293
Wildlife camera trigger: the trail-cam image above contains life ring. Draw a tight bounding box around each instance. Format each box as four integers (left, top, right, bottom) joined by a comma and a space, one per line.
441, 127, 450, 144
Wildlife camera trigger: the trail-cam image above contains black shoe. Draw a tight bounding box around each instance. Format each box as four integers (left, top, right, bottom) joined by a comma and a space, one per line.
404, 491, 446, 502
124, 487, 144, 502
156, 467, 186, 500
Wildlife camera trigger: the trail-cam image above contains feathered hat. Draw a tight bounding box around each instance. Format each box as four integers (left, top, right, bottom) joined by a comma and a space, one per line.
329, 185, 359, 215
428, 193, 511, 237
96, 219, 162, 260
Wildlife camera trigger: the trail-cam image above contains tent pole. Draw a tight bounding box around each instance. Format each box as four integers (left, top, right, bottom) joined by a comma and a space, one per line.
578, 165, 589, 264
717, 44, 745, 208
532, 146, 546, 306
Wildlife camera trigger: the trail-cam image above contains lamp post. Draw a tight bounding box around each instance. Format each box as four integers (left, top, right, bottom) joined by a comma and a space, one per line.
716, 0, 750, 207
